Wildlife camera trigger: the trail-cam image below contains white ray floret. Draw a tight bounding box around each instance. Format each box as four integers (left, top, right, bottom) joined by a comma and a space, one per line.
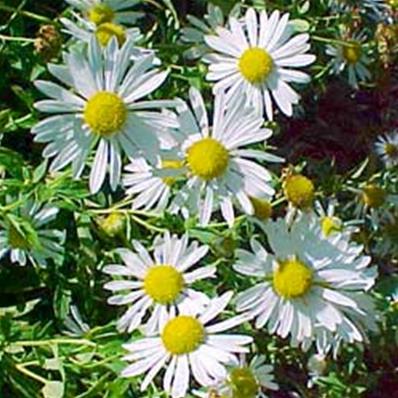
33, 37, 178, 194
204, 7, 315, 119
181, 2, 241, 60
121, 291, 252, 398
60, 13, 144, 50
123, 157, 184, 213
103, 232, 215, 333
0, 201, 65, 267
165, 87, 282, 227
233, 213, 377, 353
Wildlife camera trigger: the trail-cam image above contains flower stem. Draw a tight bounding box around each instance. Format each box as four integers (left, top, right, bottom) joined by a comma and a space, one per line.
0, 4, 53, 24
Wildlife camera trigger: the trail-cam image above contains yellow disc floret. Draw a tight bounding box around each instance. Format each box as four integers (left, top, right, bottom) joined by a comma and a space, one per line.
321, 216, 342, 237
342, 41, 362, 64
144, 265, 184, 304
95, 22, 126, 47
99, 212, 125, 237
84, 91, 127, 136
250, 197, 273, 221
239, 47, 273, 84
362, 184, 386, 209
161, 315, 205, 355
284, 174, 315, 209
385, 143, 398, 159
230, 367, 259, 398
88, 4, 115, 25
273, 258, 313, 299
8, 224, 31, 250
161, 159, 184, 186
186, 138, 229, 180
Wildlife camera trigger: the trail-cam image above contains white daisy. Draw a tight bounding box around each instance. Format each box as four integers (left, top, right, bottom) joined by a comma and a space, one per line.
204, 7, 315, 119
0, 201, 65, 267
195, 354, 278, 398
165, 87, 282, 227
326, 32, 371, 89
350, 182, 398, 228
64, 0, 143, 26
33, 37, 178, 194
121, 291, 252, 398
328, 0, 391, 21
233, 214, 377, 352
60, 13, 144, 50
180, 3, 241, 60
314, 199, 360, 238
103, 232, 215, 333
123, 156, 184, 213
375, 131, 398, 168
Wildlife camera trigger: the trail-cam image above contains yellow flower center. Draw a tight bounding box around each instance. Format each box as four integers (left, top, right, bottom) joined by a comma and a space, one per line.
99, 212, 125, 237
95, 22, 126, 47
273, 258, 313, 299
84, 91, 127, 136
8, 224, 31, 250
384, 143, 398, 158
321, 216, 342, 237
161, 315, 205, 355
284, 174, 315, 209
144, 265, 184, 304
161, 159, 184, 186
239, 47, 273, 84
362, 184, 386, 209
250, 197, 272, 221
342, 42, 362, 64
88, 4, 115, 25
230, 367, 259, 398
186, 138, 229, 180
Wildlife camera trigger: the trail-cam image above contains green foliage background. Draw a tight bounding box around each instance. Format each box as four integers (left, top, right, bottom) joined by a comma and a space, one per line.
0, 0, 397, 397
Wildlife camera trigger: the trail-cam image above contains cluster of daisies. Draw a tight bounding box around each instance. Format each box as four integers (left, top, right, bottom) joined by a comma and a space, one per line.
1, 0, 397, 397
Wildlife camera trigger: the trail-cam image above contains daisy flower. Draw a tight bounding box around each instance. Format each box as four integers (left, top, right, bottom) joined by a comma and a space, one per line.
103, 232, 215, 333
375, 131, 398, 168
328, 0, 391, 21
314, 199, 361, 238
195, 355, 278, 398
60, 13, 144, 50
165, 87, 282, 227
33, 37, 178, 194
123, 157, 184, 213
180, 3, 241, 60
326, 32, 371, 89
233, 214, 377, 351
204, 8, 315, 119
350, 182, 398, 228
0, 201, 65, 267
121, 291, 252, 398
64, 0, 143, 27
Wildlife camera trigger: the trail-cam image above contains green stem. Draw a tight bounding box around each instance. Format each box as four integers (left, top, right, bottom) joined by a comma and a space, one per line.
0, 4, 53, 24
0, 34, 35, 43
13, 338, 96, 347
312, 35, 349, 46
131, 215, 166, 233
15, 364, 47, 385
